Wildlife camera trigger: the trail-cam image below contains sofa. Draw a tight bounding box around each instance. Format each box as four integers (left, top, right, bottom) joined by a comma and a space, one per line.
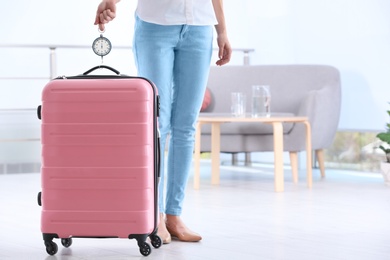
199, 64, 341, 177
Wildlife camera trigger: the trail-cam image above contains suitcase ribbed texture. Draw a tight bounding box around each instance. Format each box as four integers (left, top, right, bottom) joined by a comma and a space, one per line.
41, 78, 157, 238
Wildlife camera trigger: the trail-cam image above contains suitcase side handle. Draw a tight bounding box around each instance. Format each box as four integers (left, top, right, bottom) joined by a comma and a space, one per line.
83, 65, 120, 75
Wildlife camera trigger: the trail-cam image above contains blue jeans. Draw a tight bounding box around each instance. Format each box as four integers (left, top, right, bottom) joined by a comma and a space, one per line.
133, 16, 213, 216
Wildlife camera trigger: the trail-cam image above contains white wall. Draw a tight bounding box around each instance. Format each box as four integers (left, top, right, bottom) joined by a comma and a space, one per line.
2, 0, 390, 131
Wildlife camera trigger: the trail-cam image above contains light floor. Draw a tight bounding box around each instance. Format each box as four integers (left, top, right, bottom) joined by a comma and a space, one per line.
1, 160, 390, 260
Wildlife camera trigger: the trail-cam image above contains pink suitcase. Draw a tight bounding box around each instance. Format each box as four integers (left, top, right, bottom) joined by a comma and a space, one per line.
37, 65, 161, 256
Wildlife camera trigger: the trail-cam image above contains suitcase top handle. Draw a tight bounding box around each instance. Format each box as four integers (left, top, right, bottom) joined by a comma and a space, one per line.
83, 65, 120, 76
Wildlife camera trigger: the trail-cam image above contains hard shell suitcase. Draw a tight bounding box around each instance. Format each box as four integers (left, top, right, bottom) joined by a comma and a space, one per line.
37, 65, 161, 256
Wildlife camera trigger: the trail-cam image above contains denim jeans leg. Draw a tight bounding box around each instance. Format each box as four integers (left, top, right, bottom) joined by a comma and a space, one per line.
133, 16, 213, 215
165, 25, 213, 216
133, 17, 178, 214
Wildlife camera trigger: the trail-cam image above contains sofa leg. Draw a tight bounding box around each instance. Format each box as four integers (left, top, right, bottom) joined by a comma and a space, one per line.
316, 149, 326, 178
232, 153, 238, 165
289, 152, 299, 183
245, 153, 251, 166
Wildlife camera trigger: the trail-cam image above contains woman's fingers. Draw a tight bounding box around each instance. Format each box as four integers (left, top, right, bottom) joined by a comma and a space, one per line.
99, 9, 116, 24
94, 1, 117, 30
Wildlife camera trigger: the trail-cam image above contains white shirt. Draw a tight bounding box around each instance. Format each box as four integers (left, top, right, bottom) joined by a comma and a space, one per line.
136, 0, 218, 26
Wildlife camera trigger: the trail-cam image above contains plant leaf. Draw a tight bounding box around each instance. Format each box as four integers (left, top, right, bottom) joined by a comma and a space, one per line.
377, 133, 390, 143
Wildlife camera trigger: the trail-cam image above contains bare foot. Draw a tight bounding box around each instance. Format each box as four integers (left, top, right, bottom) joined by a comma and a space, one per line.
157, 213, 171, 244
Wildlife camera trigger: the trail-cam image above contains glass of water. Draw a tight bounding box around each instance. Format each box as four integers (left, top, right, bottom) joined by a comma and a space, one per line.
231, 92, 246, 117
251, 85, 271, 117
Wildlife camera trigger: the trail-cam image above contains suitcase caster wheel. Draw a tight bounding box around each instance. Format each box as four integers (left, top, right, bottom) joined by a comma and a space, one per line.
45, 241, 58, 255
61, 238, 73, 248
139, 242, 151, 256
150, 235, 162, 248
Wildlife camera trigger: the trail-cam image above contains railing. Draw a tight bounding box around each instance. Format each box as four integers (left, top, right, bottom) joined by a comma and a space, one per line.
0, 108, 40, 143
0, 107, 41, 174
0, 43, 255, 79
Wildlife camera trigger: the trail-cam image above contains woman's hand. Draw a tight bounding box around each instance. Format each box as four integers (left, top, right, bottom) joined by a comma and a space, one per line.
212, 0, 231, 66
215, 32, 232, 66
94, 0, 120, 31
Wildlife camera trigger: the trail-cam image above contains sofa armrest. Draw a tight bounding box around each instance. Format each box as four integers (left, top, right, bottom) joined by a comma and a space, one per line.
297, 85, 341, 149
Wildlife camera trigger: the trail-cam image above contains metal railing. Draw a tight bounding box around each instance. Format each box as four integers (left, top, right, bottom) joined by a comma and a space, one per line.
0, 109, 40, 143
0, 43, 255, 80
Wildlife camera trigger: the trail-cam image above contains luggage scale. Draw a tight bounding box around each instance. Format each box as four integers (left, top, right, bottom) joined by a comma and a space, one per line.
92, 29, 112, 63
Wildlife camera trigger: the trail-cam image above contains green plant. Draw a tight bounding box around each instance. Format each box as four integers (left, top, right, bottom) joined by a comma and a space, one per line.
377, 106, 390, 163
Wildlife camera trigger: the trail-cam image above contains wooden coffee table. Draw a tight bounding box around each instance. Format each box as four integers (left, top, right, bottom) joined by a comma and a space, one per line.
193, 114, 312, 192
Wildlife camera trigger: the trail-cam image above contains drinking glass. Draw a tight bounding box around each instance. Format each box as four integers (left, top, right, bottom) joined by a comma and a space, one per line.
231, 92, 246, 117
251, 85, 271, 117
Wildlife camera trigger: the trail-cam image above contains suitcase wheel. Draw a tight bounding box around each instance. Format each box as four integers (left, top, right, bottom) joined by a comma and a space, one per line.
139, 242, 151, 256
150, 235, 162, 249
44, 241, 58, 256
61, 238, 73, 248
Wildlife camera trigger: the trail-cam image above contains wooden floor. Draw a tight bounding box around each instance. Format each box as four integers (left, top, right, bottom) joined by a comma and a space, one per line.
1, 160, 390, 260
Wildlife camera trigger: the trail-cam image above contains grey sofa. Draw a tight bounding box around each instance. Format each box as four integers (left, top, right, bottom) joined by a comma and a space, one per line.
200, 64, 341, 177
